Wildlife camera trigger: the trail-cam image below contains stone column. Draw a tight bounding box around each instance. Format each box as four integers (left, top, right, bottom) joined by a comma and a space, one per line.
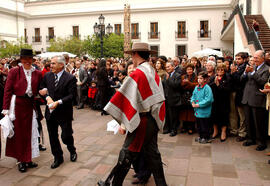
124, 4, 131, 58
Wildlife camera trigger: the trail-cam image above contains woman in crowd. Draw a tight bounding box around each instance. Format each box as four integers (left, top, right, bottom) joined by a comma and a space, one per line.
190, 57, 203, 75
95, 59, 111, 115
155, 58, 166, 80
209, 63, 231, 141
179, 63, 198, 134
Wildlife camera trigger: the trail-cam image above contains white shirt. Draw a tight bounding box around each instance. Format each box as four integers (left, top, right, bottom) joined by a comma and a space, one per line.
22, 66, 36, 97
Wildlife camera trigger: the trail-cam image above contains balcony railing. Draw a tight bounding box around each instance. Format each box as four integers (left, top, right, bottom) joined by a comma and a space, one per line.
175, 31, 188, 39
46, 35, 56, 42
32, 36, 42, 43
148, 32, 160, 39
70, 34, 81, 39
131, 32, 141, 39
198, 30, 211, 38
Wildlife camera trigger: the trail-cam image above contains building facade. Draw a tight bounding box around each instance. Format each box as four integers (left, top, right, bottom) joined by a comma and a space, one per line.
0, 0, 26, 43
2, 0, 238, 57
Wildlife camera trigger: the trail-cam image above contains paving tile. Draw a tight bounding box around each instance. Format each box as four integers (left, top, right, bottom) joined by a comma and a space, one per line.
0, 167, 10, 175
238, 170, 263, 185
189, 157, 212, 174
186, 172, 213, 186
161, 135, 178, 143
14, 176, 45, 186
92, 164, 112, 175
59, 180, 78, 186
191, 145, 211, 157
171, 146, 192, 159
212, 151, 234, 164
213, 177, 240, 186
69, 168, 91, 183
0, 157, 17, 168
39, 176, 65, 186
103, 154, 118, 165
263, 180, 270, 186
255, 162, 270, 180
83, 156, 103, 169
55, 162, 83, 177
234, 158, 256, 171
212, 163, 238, 178
166, 175, 186, 186
166, 158, 189, 176
31, 165, 57, 177
77, 150, 94, 162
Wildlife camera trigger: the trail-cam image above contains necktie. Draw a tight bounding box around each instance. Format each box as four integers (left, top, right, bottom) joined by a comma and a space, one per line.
54, 74, 58, 87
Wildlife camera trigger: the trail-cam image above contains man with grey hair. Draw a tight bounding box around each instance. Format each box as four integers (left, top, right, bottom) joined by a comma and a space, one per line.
241, 50, 269, 151
172, 56, 182, 75
39, 55, 77, 169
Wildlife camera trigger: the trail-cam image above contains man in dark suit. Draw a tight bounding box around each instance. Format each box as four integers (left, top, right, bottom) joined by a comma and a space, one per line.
74, 60, 88, 109
164, 61, 182, 136
241, 50, 269, 151
173, 56, 182, 75
39, 55, 77, 169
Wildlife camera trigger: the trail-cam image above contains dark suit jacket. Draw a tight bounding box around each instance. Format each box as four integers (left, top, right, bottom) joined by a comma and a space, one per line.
164, 71, 182, 106
241, 63, 269, 108
40, 71, 77, 121
78, 67, 88, 89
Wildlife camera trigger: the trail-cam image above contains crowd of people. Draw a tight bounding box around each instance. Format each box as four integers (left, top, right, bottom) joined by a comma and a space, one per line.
0, 45, 270, 185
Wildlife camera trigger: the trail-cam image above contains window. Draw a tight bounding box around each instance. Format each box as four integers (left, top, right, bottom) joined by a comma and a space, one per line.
24, 29, 27, 43
131, 23, 139, 39
34, 28, 41, 42
114, 24, 121, 35
150, 45, 159, 57
150, 22, 159, 39
199, 21, 209, 38
73, 26, 79, 38
176, 45, 186, 56
177, 21, 186, 38
48, 27, 54, 41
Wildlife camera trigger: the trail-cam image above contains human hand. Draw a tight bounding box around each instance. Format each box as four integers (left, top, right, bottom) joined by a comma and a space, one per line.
39, 88, 48, 96
259, 89, 270, 94
46, 96, 54, 105
118, 127, 126, 135
50, 101, 59, 109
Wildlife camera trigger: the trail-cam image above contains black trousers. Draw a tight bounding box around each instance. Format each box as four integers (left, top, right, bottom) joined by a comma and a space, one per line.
243, 104, 268, 146
111, 115, 167, 186
196, 117, 210, 139
46, 118, 76, 159
168, 105, 180, 132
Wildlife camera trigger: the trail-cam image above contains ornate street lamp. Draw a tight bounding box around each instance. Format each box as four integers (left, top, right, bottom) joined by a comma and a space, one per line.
93, 14, 112, 58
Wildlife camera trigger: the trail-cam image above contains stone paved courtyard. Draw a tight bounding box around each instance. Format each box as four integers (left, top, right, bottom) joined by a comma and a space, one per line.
0, 107, 270, 186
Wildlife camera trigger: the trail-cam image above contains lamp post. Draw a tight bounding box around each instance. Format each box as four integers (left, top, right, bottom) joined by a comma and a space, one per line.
93, 14, 113, 58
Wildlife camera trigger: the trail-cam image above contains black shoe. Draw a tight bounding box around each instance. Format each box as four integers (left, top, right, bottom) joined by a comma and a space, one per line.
77, 106, 84, 109
39, 144, 46, 151
220, 138, 227, 142
26, 162, 38, 168
18, 162, 27, 173
97, 180, 110, 186
268, 160, 270, 164
101, 110, 109, 116
236, 136, 246, 142
70, 152, 77, 162
243, 140, 256, 146
51, 157, 64, 169
256, 145, 267, 151
162, 130, 170, 134
169, 131, 177, 137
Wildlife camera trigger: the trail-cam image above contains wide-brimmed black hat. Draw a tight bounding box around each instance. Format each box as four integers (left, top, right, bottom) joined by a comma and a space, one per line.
20, 49, 34, 57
